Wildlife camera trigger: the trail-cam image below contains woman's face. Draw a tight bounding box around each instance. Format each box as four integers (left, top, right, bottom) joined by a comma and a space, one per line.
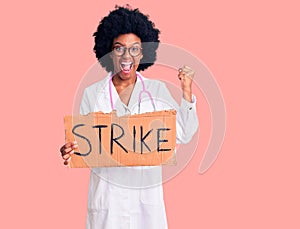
111, 33, 143, 80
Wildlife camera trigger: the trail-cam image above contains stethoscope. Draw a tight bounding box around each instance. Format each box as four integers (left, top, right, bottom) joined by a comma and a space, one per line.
108, 72, 156, 113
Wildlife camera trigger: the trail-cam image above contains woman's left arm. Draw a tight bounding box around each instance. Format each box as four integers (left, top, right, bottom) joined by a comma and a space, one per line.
176, 65, 199, 143
157, 66, 199, 144
178, 65, 195, 103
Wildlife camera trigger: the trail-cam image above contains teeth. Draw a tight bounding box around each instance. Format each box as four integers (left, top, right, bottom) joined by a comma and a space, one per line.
120, 62, 133, 71
121, 62, 132, 66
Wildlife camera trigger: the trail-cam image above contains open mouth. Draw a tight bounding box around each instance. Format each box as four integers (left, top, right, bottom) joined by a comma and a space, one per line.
120, 62, 133, 73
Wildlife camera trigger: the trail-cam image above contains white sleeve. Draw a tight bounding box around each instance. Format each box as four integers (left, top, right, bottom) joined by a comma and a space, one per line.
158, 83, 199, 144
79, 88, 91, 115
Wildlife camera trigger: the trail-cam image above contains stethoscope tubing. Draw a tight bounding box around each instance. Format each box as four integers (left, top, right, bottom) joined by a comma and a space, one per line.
109, 72, 156, 113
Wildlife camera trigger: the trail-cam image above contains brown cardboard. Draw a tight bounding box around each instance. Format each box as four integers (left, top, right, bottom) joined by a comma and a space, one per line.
64, 110, 176, 168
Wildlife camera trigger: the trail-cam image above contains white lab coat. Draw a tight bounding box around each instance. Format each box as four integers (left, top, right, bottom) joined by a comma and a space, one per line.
80, 72, 198, 229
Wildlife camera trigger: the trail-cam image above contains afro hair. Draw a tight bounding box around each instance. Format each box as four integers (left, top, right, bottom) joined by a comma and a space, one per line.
93, 6, 160, 72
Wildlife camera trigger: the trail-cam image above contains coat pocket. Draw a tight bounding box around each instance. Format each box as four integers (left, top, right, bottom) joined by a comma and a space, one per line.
140, 185, 163, 206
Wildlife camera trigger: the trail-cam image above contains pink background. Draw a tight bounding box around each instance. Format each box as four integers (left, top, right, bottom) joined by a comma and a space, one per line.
1, 0, 300, 228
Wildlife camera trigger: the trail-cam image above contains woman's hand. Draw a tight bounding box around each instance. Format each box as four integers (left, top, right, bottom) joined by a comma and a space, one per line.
178, 65, 195, 102
60, 141, 78, 165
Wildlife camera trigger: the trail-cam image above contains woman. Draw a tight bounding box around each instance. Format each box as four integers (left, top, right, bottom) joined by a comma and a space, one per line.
60, 6, 198, 229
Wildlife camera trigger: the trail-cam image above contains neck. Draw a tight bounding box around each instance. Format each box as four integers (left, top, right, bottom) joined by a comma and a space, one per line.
112, 72, 137, 88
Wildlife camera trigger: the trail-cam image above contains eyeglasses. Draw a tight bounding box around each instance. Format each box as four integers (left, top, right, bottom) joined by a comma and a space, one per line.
112, 45, 142, 57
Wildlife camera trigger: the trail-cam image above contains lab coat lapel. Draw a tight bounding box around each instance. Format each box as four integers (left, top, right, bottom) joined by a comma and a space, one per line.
94, 72, 117, 112
100, 72, 121, 111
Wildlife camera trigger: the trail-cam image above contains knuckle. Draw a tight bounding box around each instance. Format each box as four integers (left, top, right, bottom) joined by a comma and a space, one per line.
63, 148, 68, 154
63, 154, 70, 160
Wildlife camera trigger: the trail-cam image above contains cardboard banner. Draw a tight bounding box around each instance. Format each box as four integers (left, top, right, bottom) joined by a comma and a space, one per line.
64, 110, 176, 168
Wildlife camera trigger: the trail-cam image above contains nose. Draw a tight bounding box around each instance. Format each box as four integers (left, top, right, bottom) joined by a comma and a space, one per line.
122, 47, 131, 58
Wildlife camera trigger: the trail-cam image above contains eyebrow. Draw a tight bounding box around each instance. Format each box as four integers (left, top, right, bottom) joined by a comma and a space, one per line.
113, 42, 141, 46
